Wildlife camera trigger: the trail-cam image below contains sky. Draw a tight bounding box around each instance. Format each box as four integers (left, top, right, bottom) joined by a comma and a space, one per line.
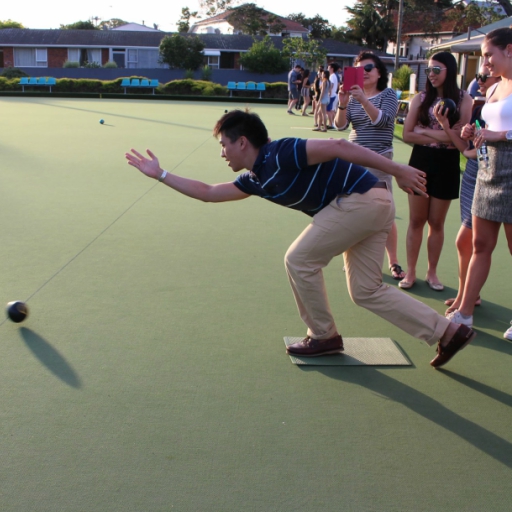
2, 0, 354, 31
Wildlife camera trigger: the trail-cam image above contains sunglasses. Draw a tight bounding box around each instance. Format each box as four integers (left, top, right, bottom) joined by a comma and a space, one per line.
475, 73, 489, 82
424, 66, 447, 75
359, 63, 376, 73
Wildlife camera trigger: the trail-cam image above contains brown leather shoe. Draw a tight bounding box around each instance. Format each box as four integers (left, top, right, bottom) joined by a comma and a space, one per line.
430, 324, 477, 368
286, 334, 344, 357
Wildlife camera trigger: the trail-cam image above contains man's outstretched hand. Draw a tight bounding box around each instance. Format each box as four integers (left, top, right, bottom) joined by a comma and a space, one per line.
125, 149, 163, 180
394, 164, 428, 197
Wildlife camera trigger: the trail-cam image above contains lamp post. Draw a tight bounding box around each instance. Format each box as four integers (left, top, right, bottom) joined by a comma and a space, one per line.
394, 0, 404, 72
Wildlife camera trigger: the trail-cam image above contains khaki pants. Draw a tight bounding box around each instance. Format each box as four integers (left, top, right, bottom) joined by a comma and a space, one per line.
284, 187, 449, 346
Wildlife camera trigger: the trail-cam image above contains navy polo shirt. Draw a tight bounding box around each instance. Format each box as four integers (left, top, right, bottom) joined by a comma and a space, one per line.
233, 138, 378, 216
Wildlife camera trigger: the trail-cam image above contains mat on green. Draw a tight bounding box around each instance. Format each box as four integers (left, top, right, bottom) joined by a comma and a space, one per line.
284, 337, 412, 366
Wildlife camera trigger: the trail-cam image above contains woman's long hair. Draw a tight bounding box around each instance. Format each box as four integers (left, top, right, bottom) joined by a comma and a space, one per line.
419, 51, 460, 127
485, 27, 512, 50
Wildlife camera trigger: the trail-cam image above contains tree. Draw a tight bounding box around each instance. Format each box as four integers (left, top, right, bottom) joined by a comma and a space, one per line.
98, 18, 129, 30
446, 2, 505, 32
0, 19, 24, 29
159, 34, 205, 70
266, 14, 286, 35
224, 3, 286, 36
239, 36, 289, 73
478, 0, 512, 16
226, 4, 269, 35
199, 0, 241, 17
282, 36, 327, 69
60, 20, 98, 30
287, 13, 332, 39
345, 1, 396, 51
177, 7, 198, 32
330, 26, 352, 43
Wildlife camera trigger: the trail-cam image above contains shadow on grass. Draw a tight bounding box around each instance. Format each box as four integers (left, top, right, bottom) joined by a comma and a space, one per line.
19, 327, 82, 389
440, 369, 512, 406
302, 364, 512, 469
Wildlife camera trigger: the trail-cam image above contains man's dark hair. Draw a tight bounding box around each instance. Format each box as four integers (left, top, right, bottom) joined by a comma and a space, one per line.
328, 62, 340, 72
213, 109, 268, 148
354, 51, 389, 91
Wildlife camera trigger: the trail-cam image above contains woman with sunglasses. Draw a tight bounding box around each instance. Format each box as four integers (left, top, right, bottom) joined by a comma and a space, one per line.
444, 67, 501, 316
401, 52, 472, 291
445, 28, 512, 336
335, 52, 405, 281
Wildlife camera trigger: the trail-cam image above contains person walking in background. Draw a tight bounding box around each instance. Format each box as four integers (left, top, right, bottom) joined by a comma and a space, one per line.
295, 67, 304, 111
313, 70, 331, 132
301, 69, 312, 116
287, 64, 302, 115
335, 51, 405, 281
326, 62, 340, 129
444, 67, 501, 316
446, 28, 512, 336
310, 67, 323, 117
401, 52, 472, 291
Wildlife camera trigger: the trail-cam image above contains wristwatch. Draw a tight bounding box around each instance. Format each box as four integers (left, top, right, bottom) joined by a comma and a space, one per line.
506, 130, 512, 140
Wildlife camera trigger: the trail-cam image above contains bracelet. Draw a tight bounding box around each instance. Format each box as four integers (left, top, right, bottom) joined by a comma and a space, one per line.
338, 105, 347, 110
158, 170, 168, 182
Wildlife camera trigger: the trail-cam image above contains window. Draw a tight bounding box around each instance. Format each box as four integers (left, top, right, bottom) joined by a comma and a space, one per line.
127, 49, 138, 67
35, 49, 47, 66
14, 48, 47, 67
68, 49, 80, 63
203, 50, 220, 69
203, 55, 219, 69
67, 48, 101, 66
126, 49, 166, 69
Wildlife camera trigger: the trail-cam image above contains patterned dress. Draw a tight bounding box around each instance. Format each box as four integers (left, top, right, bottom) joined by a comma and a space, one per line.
473, 84, 512, 223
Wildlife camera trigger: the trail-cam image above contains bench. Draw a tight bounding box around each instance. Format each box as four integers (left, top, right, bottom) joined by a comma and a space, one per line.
121, 78, 159, 94
19, 77, 56, 92
227, 81, 266, 98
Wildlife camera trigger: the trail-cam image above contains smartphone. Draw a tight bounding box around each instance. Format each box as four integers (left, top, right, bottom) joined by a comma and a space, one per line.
343, 66, 364, 91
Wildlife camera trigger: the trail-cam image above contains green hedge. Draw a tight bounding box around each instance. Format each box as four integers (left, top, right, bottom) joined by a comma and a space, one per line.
0, 76, 288, 98
159, 79, 228, 96
0, 77, 19, 91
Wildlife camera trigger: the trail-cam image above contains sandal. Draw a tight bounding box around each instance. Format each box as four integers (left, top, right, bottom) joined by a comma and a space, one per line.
444, 296, 481, 307
389, 263, 405, 280
398, 278, 416, 289
426, 278, 444, 292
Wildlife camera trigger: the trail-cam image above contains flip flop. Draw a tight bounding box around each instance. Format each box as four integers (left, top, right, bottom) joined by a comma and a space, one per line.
426, 278, 444, 292
398, 278, 416, 289
389, 263, 405, 280
444, 296, 481, 307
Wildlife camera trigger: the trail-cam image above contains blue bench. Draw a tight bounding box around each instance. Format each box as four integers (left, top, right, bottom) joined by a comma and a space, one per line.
121, 78, 159, 94
227, 82, 266, 98
19, 77, 56, 92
